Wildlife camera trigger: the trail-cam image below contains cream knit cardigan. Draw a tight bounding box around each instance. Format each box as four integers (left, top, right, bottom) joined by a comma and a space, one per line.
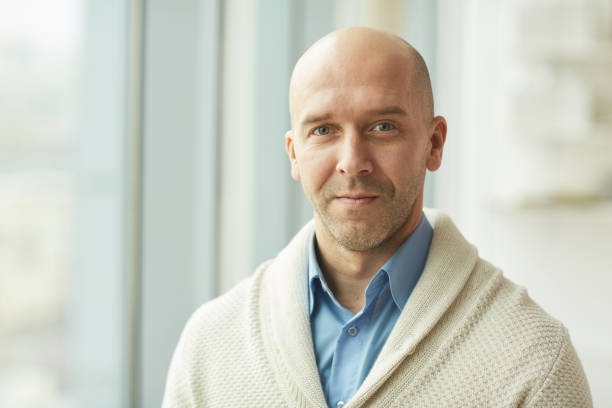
162, 209, 592, 407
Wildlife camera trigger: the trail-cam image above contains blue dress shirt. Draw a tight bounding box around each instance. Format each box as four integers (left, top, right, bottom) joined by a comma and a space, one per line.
308, 213, 433, 408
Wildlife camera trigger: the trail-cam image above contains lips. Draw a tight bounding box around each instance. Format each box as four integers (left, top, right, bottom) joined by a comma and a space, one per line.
335, 193, 378, 208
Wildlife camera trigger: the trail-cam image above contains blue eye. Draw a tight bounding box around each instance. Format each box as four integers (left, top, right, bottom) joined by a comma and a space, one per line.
313, 126, 331, 136
373, 122, 394, 131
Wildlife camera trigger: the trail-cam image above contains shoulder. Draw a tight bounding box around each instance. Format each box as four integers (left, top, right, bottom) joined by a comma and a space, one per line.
162, 259, 277, 406
468, 257, 565, 351
463, 259, 592, 406
180, 258, 275, 346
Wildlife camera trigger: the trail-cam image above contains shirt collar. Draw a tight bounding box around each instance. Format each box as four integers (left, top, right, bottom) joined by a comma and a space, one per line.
308, 234, 329, 314
308, 212, 433, 314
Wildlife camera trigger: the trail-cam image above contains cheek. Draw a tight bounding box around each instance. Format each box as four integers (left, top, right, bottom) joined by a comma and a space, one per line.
377, 146, 426, 186
297, 148, 336, 192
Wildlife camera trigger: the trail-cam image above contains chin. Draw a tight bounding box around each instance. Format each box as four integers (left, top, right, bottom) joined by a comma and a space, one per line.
328, 222, 391, 251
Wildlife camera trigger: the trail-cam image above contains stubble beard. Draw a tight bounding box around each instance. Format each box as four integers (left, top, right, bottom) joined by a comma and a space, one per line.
309, 173, 423, 252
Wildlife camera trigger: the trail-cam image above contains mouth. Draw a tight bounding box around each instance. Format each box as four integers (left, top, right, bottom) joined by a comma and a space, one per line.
335, 193, 378, 208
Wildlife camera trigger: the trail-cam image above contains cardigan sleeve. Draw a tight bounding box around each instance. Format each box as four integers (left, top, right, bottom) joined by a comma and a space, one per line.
527, 327, 592, 408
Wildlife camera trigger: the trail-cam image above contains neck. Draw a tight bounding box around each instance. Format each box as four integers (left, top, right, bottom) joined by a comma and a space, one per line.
314, 205, 423, 313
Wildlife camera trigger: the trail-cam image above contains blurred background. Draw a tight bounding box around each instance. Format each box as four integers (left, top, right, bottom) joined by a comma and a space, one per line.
1, 0, 611, 406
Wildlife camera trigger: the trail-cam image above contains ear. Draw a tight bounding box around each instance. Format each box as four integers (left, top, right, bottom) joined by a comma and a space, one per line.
425, 116, 447, 171
285, 130, 301, 180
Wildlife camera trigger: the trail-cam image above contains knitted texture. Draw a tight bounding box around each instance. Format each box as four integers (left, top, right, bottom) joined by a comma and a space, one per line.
162, 209, 592, 407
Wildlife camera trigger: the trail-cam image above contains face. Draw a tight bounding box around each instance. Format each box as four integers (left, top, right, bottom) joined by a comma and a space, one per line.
286, 39, 445, 252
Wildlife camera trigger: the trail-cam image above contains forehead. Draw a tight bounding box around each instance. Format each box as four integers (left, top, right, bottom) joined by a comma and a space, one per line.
296, 85, 411, 126
290, 47, 418, 126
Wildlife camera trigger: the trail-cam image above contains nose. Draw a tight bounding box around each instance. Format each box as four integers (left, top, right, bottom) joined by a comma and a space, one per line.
335, 129, 373, 176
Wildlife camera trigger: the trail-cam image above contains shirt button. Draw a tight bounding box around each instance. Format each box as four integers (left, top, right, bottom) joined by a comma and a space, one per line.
336, 401, 345, 407
347, 326, 358, 336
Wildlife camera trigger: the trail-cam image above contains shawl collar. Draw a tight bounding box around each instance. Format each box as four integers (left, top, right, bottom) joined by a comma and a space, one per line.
258, 219, 327, 407
350, 208, 478, 405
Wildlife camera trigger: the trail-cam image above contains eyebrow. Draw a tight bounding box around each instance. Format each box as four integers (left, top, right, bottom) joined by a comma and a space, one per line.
299, 106, 408, 126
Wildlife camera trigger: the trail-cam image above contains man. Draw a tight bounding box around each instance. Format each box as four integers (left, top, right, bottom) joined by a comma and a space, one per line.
163, 27, 591, 407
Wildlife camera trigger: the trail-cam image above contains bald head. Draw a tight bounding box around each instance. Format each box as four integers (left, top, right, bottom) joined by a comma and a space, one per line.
289, 27, 433, 127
